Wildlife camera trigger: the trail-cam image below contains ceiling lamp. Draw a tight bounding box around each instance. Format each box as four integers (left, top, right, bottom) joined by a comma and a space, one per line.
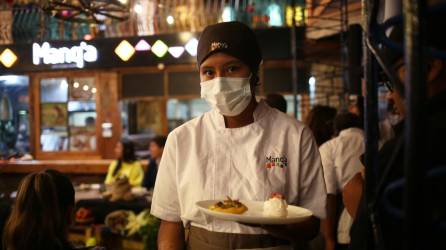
151, 40, 168, 58
0, 49, 18, 68
135, 39, 151, 51
42, 0, 130, 24
185, 38, 198, 56
114, 40, 135, 61
168, 46, 185, 58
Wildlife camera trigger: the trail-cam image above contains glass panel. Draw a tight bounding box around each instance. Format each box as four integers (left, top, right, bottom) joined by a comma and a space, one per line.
120, 99, 166, 135
70, 77, 96, 101
40, 103, 69, 151
167, 98, 210, 131
0, 75, 30, 159
40, 78, 68, 103
68, 77, 97, 152
40, 76, 97, 152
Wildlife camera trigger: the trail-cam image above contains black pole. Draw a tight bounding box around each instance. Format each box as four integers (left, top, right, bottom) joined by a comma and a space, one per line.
340, 0, 349, 108
291, 0, 298, 119
402, 0, 427, 250
363, 0, 379, 249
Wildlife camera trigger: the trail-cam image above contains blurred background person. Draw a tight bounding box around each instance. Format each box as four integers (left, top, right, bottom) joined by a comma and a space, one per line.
319, 113, 364, 250
306, 105, 337, 146
264, 93, 287, 113
143, 135, 167, 190
3, 170, 76, 250
104, 139, 144, 187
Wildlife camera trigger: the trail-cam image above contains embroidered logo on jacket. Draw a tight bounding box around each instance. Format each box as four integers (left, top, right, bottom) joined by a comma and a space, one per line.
265, 156, 288, 169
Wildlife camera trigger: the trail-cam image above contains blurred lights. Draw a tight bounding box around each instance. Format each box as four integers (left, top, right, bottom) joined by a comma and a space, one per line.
309, 76, 316, 86
91, 87, 97, 94
151, 40, 168, 58
286, 6, 307, 26
268, 4, 283, 26
61, 79, 68, 88
134, 3, 143, 14
166, 15, 174, 25
83, 85, 89, 91
73, 82, 80, 88
185, 38, 198, 56
0, 49, 18, 68
168, 46, 185, 58
222, 6, 235, 22
84, 34, 93, 40
114, 40, 135, 61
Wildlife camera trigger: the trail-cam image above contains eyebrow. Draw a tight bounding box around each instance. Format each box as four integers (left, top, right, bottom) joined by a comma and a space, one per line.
200, 59, 243, 70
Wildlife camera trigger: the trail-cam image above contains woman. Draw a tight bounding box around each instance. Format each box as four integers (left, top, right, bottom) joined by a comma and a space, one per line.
150, 21, 326, 250
104, 139, 144, 187
3, 170, 75, 250
142, 135, 167, 190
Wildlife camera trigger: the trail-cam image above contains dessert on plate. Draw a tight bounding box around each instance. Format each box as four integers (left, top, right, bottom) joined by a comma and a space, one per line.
263, 193, 288, 217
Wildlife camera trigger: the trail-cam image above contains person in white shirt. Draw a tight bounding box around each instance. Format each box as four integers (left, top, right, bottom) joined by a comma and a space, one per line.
150, 21, 327, 250
319, 113, 364, 250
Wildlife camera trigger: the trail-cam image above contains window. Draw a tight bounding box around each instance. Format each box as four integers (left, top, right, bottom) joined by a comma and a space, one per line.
39, 77, 97, 152
0, 75, 30, 158
167, 98, 210, 131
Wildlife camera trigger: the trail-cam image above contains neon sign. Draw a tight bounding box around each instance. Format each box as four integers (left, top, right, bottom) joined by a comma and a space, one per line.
32, 42, 98, 68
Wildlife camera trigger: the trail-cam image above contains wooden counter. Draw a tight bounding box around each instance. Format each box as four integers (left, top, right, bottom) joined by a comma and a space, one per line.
0, 160, 149, 174
0, 160, 112, 174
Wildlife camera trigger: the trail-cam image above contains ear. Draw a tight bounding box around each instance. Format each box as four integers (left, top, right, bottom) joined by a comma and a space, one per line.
427, 59, 443, 83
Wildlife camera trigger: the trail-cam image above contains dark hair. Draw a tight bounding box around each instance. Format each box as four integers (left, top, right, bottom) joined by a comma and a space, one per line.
306, 105, 337, 146
265, 94, 287, 113
113, 139, 137, 177
3, 169, 74, 250
151, 135, 167, 148
85, 116, 95, 126
334, 112, 363, 135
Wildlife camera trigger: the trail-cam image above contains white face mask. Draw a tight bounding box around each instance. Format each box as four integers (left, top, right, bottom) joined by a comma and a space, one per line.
200, 76, 252, 117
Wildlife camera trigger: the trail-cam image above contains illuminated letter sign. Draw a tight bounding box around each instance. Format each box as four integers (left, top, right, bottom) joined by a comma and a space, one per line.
32, 42, 98, 68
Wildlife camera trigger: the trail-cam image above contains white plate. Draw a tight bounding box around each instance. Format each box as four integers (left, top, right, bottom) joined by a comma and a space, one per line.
196, 200, 313, 225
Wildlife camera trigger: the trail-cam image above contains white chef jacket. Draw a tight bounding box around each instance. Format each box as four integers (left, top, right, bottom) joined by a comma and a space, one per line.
318, 127, 364, 243
150, 101, 327, 234
319, 127, 364, 195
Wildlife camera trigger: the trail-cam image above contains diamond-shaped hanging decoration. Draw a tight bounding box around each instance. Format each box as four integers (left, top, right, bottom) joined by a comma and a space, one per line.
135, 39, 151, 51
114, 40, 135, 61
151, 40, 168, 58
0, 49, 18, 68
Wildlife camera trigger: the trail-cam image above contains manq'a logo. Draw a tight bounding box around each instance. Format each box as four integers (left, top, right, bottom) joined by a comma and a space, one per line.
265, 156, 288, 169
210, 42, 228, 51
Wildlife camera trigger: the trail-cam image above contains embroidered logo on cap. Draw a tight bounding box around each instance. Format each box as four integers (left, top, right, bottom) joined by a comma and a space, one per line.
210, 42, 228, 51
265, 156, 288, 169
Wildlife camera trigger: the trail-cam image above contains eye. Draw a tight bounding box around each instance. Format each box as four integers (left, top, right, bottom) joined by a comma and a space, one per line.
226, 65, 239, 73
202, 69, 214, 77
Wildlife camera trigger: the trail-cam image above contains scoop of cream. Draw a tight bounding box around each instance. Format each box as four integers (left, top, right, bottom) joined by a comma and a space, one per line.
263, 197, 288, 217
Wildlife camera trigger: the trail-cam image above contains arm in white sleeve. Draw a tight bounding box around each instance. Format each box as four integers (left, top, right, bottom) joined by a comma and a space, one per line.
319, 141, 337, 195
298, 127, 327, 219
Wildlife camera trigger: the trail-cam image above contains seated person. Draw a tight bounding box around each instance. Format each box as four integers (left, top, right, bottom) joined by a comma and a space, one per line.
3, 169, 103, 250
105, 139, 144, 187
142, 135, 167, 190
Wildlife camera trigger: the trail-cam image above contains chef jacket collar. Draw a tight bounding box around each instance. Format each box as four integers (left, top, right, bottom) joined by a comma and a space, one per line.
211, 100, 271, 131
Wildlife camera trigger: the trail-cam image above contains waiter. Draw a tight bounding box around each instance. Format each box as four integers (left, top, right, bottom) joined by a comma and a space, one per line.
151, 21, 327, 250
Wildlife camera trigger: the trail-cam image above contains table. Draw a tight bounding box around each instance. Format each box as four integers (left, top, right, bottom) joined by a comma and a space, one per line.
75, 189, 151, 224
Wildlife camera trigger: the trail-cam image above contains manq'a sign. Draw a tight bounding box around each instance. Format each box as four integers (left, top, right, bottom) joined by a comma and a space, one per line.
32, 42, 98, 68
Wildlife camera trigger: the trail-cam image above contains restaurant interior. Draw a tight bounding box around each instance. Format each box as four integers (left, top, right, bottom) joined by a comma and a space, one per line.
1, 0, 444, 249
